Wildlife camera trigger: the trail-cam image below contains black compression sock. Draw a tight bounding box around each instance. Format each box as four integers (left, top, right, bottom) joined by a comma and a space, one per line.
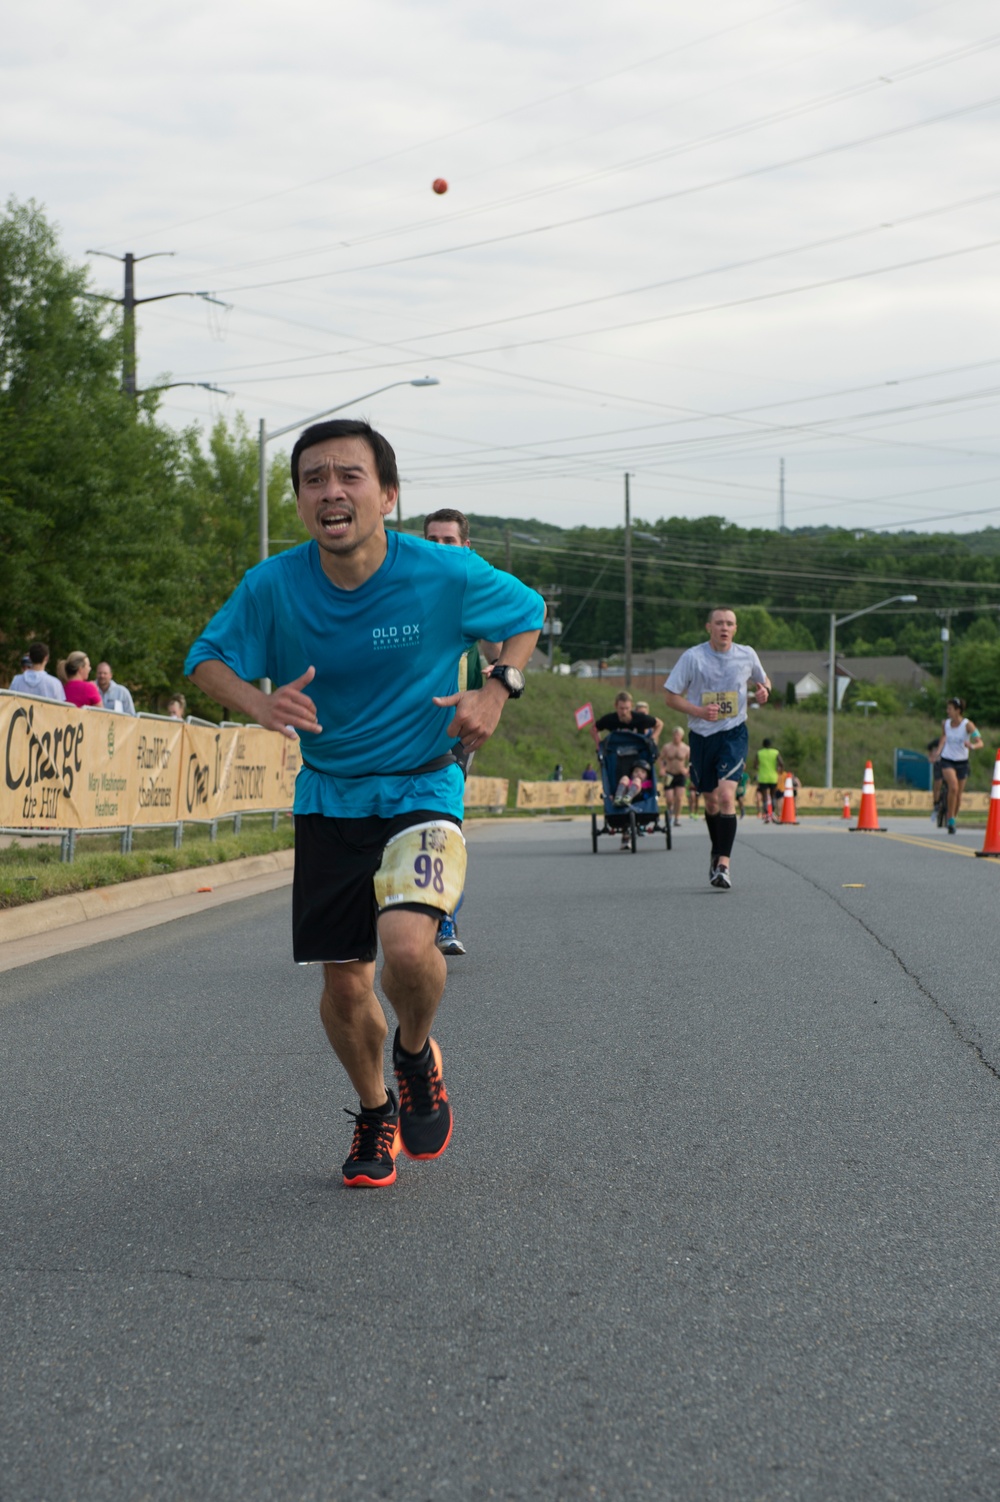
704, 811, 721, 854
716, 814, 738, 860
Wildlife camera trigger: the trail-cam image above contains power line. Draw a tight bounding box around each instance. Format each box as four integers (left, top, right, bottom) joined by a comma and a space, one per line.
93, 0, 812, 253
210, 92, 1000, 297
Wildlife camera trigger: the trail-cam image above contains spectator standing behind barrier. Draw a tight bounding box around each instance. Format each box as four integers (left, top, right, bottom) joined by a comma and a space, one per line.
61, 652, 102, 708
581, 763, 598, 781
9, 642, 66, 702
166, 694, 187, 719
95, 661, 136, 715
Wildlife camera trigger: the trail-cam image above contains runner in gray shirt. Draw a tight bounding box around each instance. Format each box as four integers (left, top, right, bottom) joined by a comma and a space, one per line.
663, 607, 770, 890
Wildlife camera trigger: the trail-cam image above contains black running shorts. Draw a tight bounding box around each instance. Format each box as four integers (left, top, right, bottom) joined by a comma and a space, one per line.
292, 810, 461, 965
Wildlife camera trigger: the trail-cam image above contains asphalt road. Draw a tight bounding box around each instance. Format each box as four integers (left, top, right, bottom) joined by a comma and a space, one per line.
2, 815, 999, 1501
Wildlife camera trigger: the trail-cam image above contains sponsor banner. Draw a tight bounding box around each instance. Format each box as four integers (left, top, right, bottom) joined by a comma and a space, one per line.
1, 694, 92, 829
216, 725, 297, 817
465, 776, 509, 809
179, 721, 229, 822
78, 712, 141, 827
178, 722, 300, 821
133, 719, 184, 822
1, 695, 300, 830
516, 780, 604, 809
785, 786, 989, 812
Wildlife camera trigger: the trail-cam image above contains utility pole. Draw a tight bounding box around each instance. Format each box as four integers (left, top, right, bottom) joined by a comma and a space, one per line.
86, 250, 227, 398
778, 458, 785, 532
624, 473, 633, 688
544, 587, 562, 670
940, 610, 952, 694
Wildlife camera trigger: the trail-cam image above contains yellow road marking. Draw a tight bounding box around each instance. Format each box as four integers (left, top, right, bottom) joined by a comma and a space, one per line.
878, 831, 981, 857
783, 823, 990, 860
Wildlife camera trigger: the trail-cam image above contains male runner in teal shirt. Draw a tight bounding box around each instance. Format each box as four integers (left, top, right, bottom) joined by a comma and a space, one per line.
186, 420, 543, 1187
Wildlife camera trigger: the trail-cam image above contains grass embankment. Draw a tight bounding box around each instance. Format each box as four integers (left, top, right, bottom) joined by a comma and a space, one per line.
0, 817, 295, 910
473, 674, 1000, 794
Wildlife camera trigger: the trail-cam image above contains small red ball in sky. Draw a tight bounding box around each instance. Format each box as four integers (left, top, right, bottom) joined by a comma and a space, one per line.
432, 178, 448, 195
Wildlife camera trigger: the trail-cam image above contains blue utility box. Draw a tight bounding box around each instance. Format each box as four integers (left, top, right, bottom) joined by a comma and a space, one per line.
894, 748, 931, 791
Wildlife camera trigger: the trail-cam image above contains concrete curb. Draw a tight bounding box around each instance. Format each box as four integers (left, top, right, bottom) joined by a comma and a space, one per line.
0, 849, 295, 944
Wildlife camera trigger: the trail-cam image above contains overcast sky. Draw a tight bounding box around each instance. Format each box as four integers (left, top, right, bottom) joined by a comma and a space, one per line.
4, 0, 1000, 534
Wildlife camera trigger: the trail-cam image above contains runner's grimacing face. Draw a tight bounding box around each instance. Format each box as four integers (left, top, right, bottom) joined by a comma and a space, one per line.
296, 437, 397, 555
707, 612, 737, 651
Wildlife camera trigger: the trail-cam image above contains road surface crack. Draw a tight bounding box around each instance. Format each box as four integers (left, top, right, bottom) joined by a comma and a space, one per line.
749, 843, 1000, 1082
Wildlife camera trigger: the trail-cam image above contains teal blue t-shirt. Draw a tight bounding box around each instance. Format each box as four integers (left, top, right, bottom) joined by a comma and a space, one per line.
184, 532, 545, 819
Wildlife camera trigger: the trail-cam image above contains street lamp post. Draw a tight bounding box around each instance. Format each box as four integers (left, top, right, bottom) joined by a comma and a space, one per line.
257, 378, 439, 570
825, 595, 917, 787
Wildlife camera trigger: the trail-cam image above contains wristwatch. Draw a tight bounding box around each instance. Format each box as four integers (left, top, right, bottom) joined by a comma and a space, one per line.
489, 664, 525, 699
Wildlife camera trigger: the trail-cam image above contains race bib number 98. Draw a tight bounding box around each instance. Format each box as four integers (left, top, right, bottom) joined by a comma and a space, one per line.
374, 821, 468, 916
701, 691, 739, 716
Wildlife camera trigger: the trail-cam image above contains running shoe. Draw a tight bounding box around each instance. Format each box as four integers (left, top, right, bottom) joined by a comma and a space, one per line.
342, 1090, 401, 1188
948, 818, 956, 835
436, 915, 466, 956
711, 863, 732, 890
392, 1030, 453, 1161
674, 817, 681, 827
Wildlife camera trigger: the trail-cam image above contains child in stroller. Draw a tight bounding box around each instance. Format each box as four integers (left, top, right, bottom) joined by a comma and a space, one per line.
613, 759, 653, 807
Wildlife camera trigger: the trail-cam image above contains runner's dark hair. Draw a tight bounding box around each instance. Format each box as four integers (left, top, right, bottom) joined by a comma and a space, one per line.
947, 697, 966, 713
290, 419, 399, 495
424, 508, 470, 542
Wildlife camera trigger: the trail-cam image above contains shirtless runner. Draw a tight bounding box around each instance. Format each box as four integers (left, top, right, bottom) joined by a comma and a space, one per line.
658, 727, 691, 827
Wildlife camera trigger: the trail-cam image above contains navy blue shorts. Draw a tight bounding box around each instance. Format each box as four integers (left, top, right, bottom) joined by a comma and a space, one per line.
939, 757, 969, 782
689, 724, 748, 795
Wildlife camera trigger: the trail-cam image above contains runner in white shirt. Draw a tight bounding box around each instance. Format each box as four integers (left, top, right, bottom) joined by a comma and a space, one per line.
663, 607, 770, 889
929, 697, 983, 834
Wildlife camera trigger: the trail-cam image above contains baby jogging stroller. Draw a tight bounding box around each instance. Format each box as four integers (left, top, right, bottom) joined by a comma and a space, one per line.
591, 729, 672, 853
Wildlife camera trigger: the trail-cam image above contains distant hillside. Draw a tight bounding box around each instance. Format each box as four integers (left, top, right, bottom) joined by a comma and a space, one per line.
406, 513, 1000, 679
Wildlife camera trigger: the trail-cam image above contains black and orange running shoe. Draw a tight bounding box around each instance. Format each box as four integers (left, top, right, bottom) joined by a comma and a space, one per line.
392, 1029, 453, 1161
342, 1089, 401, 1188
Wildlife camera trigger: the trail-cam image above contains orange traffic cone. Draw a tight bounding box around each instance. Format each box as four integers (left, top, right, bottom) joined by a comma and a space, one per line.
974, 751, 1000, 858
841, 793, 851, 820
779, 774, 799, 825
851, 761, 886, 832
